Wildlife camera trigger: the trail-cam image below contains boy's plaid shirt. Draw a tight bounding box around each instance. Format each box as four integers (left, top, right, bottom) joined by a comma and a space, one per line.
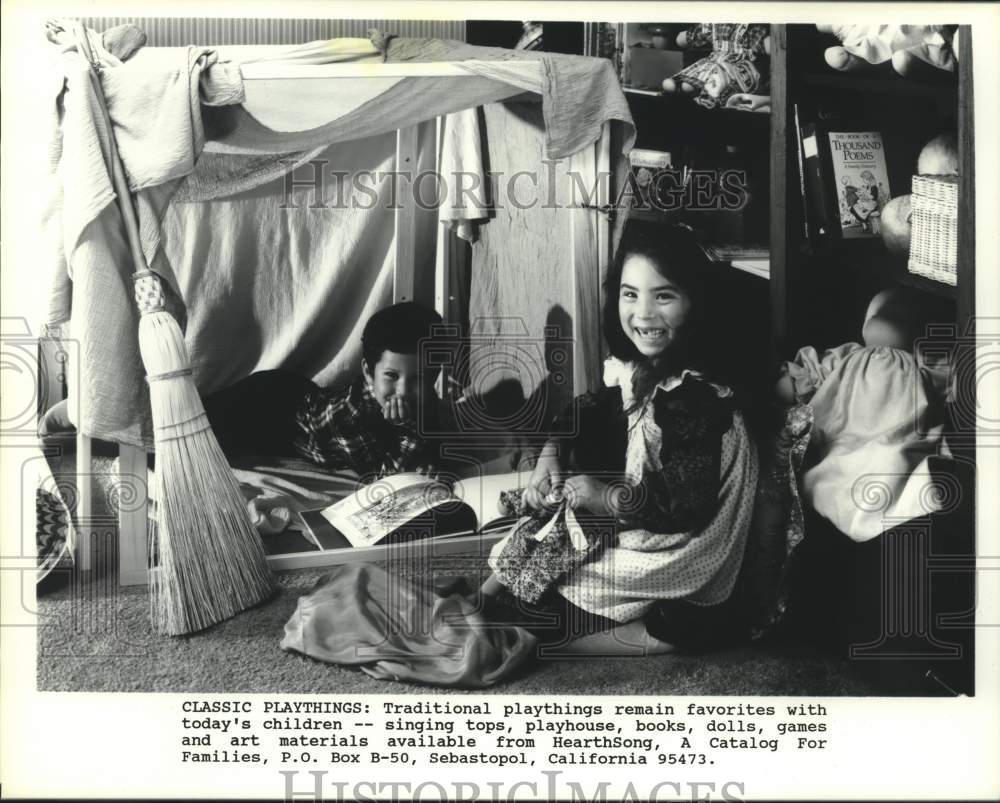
292, 376, 433, 478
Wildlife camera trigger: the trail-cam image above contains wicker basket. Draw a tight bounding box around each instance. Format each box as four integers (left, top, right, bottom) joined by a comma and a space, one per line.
907, 174, 959, 286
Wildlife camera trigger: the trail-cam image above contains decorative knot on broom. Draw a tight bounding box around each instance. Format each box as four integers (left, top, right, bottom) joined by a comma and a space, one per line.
134, 269, 168, 314
66, 19, 277, 635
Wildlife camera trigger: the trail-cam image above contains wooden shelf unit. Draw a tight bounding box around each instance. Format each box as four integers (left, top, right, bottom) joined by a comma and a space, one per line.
770, 24, 973, 359
609, 21, 977, 695
798, 69, 958, 100
769, 27, 975, 696
624, 88, 771, 147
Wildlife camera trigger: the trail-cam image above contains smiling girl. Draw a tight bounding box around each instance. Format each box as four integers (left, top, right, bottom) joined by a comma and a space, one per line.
482, 220, 760, 655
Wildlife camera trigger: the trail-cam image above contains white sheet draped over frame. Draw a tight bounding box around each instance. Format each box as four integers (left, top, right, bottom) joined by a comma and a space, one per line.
161, 136, 399, 395
41, 33, 634, 448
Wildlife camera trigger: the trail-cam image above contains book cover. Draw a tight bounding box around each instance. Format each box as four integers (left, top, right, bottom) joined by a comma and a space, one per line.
301, 471, 523, 549
826, 131, 891, 239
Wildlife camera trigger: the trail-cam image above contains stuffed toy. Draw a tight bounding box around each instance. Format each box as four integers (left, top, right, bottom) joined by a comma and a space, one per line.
514, 21, 544, 51
661, 23, 771, 109
816, 24, 958, 76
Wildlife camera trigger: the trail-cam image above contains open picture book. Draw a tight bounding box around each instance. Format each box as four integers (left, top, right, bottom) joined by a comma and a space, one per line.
295, 471, 525, 550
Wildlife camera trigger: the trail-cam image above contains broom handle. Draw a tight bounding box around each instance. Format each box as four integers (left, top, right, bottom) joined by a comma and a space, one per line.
73, 23, 151, 278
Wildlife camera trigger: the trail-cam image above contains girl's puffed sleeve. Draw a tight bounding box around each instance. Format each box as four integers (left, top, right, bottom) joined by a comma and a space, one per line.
780, 343, 861, 403
618, 379, 733, 533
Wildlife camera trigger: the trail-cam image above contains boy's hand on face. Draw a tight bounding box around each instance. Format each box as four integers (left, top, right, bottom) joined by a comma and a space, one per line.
381, 395, 415, 426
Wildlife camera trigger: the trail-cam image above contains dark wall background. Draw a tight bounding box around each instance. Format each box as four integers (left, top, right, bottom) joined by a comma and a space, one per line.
465, 20, 585, 54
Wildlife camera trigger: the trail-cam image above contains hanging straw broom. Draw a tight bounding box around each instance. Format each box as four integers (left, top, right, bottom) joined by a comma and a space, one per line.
68, 22, 277, 635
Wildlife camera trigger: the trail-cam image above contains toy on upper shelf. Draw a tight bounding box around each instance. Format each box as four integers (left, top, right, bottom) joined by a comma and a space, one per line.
514, 21, 544, 51
917, 132, 959, 176
640, 25, 678, 51
815, 24, 958, 77
880, 131, 959, 258
661, 23, 771, 111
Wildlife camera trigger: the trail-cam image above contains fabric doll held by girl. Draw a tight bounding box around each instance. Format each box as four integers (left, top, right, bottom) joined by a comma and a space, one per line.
479, 220, 760, 655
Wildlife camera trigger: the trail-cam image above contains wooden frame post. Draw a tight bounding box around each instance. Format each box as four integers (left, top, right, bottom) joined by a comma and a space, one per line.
393, 125, 419, 303
569, 123, 611, 395
768, 24, 790, 368
116, 444, 149, 586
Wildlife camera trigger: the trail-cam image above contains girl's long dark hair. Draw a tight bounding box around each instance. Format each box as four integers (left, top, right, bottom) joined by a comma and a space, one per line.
603, 221, 718, 410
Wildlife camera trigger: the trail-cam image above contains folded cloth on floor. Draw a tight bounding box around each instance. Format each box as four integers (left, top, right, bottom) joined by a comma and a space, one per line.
282, 563, 537, 687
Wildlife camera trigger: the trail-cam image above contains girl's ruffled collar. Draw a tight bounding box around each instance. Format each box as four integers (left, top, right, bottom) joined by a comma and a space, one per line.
602, 357, 732, 407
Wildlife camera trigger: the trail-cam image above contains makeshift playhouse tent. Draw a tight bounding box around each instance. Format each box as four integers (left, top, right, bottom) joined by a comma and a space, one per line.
41, 27, 636, 599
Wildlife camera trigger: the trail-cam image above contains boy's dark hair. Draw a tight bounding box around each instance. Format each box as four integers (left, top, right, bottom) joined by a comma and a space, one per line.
361, 301, 444, 370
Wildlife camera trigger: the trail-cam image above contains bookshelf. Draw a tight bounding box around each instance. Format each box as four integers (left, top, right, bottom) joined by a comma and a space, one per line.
624, 88, 772, 145
770, 24, 976, 695
798, 69, 958, 100
468, 20, 975, 365
771, 24, 974, 358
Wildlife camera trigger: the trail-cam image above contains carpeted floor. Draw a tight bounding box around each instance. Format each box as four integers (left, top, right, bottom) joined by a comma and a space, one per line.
36, 556, 880, 696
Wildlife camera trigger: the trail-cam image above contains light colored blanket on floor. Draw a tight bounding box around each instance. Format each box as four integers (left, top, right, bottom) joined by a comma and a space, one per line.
282, 563, 538, 687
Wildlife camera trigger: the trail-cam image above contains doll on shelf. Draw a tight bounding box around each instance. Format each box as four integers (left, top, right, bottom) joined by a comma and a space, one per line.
815, 24, 958, 77
661, 23, 771, 110
776, 287, 949, 542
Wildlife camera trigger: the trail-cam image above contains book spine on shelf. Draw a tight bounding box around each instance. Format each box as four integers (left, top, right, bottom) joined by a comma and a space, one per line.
793, 104, 811, 241
800, 122, 840, 240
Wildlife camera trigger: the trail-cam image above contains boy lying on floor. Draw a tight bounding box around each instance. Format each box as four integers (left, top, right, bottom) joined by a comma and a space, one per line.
203, 301, 449, 480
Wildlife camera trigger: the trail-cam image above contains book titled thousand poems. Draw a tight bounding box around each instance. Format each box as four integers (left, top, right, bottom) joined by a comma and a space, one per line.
801, 127, 892, 240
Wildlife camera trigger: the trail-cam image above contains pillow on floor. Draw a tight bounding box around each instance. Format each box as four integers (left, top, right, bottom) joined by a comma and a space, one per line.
37, 486, 75, 582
